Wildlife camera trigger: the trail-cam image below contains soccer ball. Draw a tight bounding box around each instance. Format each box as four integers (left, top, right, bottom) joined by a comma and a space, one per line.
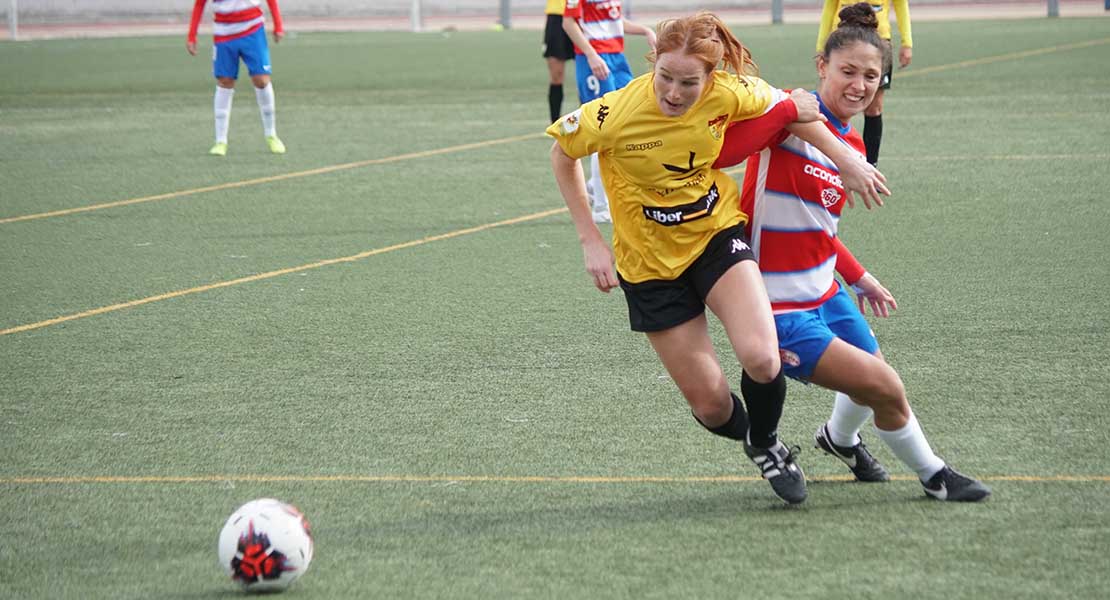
217, 498, 314, 591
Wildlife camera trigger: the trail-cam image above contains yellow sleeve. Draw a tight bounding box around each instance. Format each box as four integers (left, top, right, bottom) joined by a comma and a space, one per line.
545, 97, 606, 160
816, 0, 839, 53
891, 0, 912, 47
728, 76, 776, 122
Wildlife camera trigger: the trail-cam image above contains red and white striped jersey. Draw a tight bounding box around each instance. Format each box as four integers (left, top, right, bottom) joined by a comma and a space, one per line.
738, 98, 866, 314
564, 0, 625, 55
188, 0, 284, 45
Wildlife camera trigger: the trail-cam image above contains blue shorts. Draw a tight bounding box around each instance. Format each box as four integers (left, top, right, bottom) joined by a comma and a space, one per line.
213, 27, 272, 79
575, 52, 633, 103
775, 285, 880, 381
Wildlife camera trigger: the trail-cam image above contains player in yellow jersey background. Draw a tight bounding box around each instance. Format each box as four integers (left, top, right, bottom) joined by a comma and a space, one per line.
543, 0, 576, 123
547, 12, 889, 505
817, 0, 912, 165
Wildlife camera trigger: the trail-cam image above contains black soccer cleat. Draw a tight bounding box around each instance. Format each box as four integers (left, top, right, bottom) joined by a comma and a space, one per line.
744, 440, 807, 504
921, 465, 991, 502
814, 423, 890, 482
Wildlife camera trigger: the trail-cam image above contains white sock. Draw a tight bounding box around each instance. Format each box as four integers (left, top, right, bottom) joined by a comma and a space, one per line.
588, 154, 608, 214
254, 82, 277, 137
826, 392, 872, 447
214, 86, 234, 144
875, 412, 946, 481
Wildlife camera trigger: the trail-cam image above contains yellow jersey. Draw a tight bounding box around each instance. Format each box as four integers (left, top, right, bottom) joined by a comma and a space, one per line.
816, 0, 912, 51
545, 0, 566, 16
546, 71, 783, 283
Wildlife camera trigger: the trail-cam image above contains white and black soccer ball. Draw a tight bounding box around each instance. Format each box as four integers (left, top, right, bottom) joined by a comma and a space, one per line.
217, 498, 314, 592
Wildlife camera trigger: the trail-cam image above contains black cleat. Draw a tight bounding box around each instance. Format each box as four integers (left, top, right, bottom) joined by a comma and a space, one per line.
921, 466, 991, 502
814, 423, 890, 482
744, 441, 807, 504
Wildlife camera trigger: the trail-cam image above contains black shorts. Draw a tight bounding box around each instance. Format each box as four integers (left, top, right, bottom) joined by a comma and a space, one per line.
542, 14, 575, 61
879, 39, 893, 90
618, 224, 757, 333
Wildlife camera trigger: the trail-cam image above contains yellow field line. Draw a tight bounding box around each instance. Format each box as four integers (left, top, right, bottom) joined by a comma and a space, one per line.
3, 37, 1106, 227
0, 132, 546, 225
899, 36, 1110, 79
0, 206, 569, 336
2, 474, 1108, 485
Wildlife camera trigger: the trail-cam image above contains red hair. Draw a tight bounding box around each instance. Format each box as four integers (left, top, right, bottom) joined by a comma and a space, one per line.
649, 12, 758, 77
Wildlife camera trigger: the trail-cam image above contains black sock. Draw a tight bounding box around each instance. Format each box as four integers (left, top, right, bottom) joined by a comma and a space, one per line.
863, 114, 883, 165
694, 393, 749, 441
548, 84, 564, 123
741, 368, 786, 448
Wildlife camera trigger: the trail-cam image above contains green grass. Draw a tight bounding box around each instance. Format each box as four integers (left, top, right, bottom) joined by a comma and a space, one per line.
2, 16, 1110, 599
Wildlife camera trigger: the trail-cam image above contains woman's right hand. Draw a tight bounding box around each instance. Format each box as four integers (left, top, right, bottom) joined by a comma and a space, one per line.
789, 88, 826, 123
587, 53, 611, 82
582, 237, 618, 293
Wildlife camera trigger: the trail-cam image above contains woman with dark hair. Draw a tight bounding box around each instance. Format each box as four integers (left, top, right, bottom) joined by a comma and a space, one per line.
714, 3, 988, 501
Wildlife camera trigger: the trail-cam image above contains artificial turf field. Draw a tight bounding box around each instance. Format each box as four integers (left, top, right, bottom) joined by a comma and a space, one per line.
1, 14, 1109, 599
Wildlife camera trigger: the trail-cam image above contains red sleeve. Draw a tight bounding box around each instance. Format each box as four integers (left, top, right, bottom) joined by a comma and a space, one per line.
267, 0, 284, 34
187, 0, 206, 44
712, 98, 797, 169
833, 237, 867, 286
563, 1, 582, 18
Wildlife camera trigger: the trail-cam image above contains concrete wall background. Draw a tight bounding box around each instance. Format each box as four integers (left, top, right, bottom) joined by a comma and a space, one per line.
13, 1, 782, 21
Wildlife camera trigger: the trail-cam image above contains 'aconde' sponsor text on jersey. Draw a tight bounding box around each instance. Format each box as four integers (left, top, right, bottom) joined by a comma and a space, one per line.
740, 96, 867, 313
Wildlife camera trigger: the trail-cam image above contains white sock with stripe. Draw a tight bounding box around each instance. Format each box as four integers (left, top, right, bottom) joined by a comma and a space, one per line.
875, 412, 946, 481
214, 86, 234, 144
826, 392, 873, 447
254, 82, 276, 137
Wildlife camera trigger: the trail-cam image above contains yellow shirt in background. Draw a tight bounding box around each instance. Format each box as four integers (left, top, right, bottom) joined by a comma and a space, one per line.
816, 0, 913, 51
547, 71, 784, 283
545, 0, 566, 16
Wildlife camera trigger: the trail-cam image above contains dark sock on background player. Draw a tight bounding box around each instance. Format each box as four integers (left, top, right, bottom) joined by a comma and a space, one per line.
548, 84, 564, 123
863, 113, 883, 165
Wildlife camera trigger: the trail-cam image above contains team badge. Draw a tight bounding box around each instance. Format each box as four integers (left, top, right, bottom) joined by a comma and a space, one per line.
707, 114, 728, 140
559, 109, 582, 135
820, 188, 841, 208
779, 349, 802, 368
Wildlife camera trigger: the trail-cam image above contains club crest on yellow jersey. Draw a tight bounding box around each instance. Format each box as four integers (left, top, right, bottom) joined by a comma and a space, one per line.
558, 109, 582, 135
707, 114, 728, 140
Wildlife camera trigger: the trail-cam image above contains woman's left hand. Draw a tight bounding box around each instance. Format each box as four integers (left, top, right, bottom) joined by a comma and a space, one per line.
789, 89, 826, 123
839, 158, 890, 210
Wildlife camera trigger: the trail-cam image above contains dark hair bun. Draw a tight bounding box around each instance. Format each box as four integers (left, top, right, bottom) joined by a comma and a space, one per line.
838, 2, 879, 30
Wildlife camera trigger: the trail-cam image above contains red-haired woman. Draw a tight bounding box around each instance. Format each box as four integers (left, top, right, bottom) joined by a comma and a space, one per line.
547, 12, 888, 504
